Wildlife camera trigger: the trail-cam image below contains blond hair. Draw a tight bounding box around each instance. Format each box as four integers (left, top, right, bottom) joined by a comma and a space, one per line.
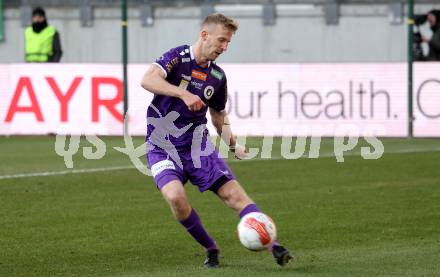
202, 13, 239, 32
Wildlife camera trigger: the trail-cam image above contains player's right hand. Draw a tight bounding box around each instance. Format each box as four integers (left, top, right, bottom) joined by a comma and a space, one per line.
180, 91, 206, 112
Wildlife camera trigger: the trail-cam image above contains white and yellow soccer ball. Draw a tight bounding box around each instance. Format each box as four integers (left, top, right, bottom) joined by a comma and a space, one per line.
237, 212, 277, 251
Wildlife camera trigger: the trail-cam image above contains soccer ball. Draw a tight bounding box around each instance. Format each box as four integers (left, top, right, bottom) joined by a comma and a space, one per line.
237, 212, 277, 251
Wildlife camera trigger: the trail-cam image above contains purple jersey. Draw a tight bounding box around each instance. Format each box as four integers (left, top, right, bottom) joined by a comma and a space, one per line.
147, 45, 228, 149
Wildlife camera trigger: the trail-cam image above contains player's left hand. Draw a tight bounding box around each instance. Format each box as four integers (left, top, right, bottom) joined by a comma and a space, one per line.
231, 143, 248, 160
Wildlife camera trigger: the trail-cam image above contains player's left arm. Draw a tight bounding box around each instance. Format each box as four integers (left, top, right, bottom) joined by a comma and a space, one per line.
209, 108, 247, 159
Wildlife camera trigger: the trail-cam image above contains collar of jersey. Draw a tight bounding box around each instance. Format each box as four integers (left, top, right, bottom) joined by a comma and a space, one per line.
190, 46, 211, 69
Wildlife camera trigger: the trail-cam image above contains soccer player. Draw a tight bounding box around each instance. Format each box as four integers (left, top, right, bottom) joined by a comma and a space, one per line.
140, 13, 292, 268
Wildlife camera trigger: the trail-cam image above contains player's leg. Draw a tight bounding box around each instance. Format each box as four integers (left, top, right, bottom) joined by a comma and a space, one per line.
187, 147, 291, 266
190, 150, 275, 234
215, 180, 293, 266
159, 179, 192, 220
214, 179, 253, 212
147, 147, 219, 267
159, 179, 219, 267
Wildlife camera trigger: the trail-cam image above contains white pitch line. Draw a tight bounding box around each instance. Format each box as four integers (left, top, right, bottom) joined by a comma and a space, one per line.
1, 147, 440, 181
0, 165, 134, 180
239, 147, 440, 162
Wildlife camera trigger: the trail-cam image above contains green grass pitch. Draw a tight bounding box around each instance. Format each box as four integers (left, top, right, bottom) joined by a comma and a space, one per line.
1, 136, 440, 276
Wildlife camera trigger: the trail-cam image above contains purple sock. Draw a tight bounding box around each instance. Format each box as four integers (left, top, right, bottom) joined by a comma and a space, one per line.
239, 203, 260, 218
240, 204, 280, 251
180, 209, 217, 251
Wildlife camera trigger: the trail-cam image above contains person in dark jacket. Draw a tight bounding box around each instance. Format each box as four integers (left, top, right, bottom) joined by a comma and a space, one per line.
422, 10, 440, 61
25, 7, 63, 62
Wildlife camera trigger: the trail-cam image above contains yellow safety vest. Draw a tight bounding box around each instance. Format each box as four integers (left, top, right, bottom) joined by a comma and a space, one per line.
25, 25, 56, 62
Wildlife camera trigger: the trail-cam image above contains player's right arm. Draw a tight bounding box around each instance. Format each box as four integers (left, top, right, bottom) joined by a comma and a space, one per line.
141, 64, 205, 112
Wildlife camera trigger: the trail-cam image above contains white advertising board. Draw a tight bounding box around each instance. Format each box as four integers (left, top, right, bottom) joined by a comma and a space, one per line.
413, 63, 440, 137
0, 63, 438, 137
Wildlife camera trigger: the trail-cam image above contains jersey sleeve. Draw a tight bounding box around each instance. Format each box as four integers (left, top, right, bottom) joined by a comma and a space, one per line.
209, 76, 228, 112
152, 47, 181, 78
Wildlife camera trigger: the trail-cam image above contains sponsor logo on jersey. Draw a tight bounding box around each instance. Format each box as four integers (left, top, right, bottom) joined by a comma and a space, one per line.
191, 70, 207, 81
211, 69, 223, 80
181, 74, 191, 81
179, 79, 189, 90
182, 57, 190, 63
165, 57, 179, 72
204, 85, 214, 99
191, 80, 204, 90
180, 49, 190, 56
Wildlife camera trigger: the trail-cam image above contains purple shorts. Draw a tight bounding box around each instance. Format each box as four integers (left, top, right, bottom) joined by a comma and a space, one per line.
146, 145, 236, 193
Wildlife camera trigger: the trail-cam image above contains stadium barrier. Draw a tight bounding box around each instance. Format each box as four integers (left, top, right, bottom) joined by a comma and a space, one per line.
0, 63, 439, 137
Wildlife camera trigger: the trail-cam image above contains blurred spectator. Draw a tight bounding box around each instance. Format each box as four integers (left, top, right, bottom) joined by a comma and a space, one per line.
25, 7, 62, 62
422, 10, 440, 61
